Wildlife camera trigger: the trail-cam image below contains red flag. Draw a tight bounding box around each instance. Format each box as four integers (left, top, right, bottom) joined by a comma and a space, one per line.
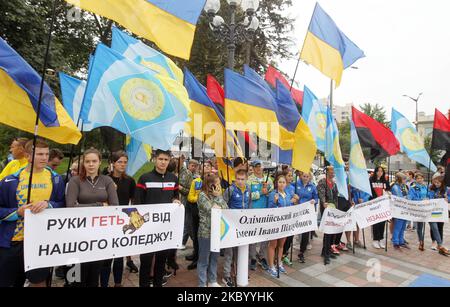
352, 107, 400, 159
206, 74, 257, 153
206, 74, 225, 115
265, 65, 303, 106
431, 108, 450, 151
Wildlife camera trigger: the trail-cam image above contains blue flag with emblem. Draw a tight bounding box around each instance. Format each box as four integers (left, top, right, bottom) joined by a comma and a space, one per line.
125, 136, 152, 176
82, 43, 190, 150
59, 72, 99, 132
111, 27, 183, 84
349, 120, 372, 196
302, 86, 328, 152
391, 108, 437, 172
325, 107, 348, 199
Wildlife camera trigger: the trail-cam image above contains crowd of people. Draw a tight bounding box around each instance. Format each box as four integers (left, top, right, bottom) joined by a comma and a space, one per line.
0, 137, 448, 287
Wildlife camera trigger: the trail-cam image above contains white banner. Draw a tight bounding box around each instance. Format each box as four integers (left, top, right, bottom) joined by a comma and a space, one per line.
390, 196, 449, 223
319, 207, 357, 234
210, 202, 318, 252
352, 195, 392, 229
24, 204, 184, 271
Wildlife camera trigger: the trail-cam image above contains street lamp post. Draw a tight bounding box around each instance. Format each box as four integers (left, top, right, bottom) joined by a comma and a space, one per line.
204, 0, 260, 70
402, 93, 423, 130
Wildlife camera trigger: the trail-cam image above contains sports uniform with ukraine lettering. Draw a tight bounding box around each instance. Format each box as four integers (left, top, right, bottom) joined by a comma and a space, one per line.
0, 167, 65, 286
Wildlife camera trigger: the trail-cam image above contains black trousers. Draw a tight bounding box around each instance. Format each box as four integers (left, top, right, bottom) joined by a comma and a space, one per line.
100, 257, 124, 287
372, 221, 386, 241
190, 202, 200, 261
0, 242, 50, 287
322, 234, 333, 258
299, 232, 310, 254
282, 236, 293, 255
139, 249, 168, 287
80, 260, 102, 287
431, 222, 444, 242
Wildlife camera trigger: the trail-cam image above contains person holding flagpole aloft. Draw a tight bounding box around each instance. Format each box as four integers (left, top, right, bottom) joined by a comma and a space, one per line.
369, 166, 390, 249
0, 139, 65, 287
318, 166, 339, 265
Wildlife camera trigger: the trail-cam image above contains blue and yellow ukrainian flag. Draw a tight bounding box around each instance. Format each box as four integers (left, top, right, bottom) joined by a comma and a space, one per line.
81, 43, 190, 150
300, 3, 365, 86
301, 86, 328, 152
59, 72, 99, 132
0, 38, 81, 144
275, 81, 317, 173
217, 157, 235, 184
125, 136, 152, 176
224, 69, 294, 151
243, 65, 291, 164
391, 108, 437, 172
325, 107, 348, 199
111, 27, 183, 84
65, 0, 206, 60
184, 68, 226, 157
349, 121, 372, 196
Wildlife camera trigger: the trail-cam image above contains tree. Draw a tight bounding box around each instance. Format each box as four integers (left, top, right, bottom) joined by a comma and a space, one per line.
184, 0, 295, 83
338, 120, 350, 161
0, 0, 296, 158
359, 103, 388, 125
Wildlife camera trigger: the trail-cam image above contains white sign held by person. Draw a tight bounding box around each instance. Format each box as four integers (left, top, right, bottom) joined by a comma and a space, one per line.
352, 195, 392, 229
319, 207, 357, 234
24, 204, 184, 271
210, 202, 318, 252
390, 196, 449, 223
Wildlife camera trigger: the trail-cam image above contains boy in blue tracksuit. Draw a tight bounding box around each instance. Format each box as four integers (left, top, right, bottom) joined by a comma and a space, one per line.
292, 172, 318, 263
247, 160, 273, 270
222, 169, 251, 287
408, 172, 429, 251
0, 139, 65, 287
390, 172, 409, 249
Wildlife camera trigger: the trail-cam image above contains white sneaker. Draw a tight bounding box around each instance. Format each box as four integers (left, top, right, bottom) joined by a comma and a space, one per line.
208, 282, 222, 287
379, 241, 386, 249
178, 245, 186, 250
372, 241, 381, 249
431, 242, 438, 251
307, 243, 312, 250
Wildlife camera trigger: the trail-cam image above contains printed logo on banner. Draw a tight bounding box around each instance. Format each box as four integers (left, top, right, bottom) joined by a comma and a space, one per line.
221, 217, 230, 240
121, 208, 150, 234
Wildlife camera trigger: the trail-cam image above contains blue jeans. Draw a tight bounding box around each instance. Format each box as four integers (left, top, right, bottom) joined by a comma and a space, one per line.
392, 219, 407, 245
417, 222, 443, 245
198, 237, 219, 287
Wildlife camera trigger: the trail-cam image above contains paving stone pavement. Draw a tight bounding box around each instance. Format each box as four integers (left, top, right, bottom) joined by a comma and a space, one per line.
52, 221, 450, 287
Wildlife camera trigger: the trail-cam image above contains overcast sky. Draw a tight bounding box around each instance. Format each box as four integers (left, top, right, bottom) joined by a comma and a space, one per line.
277, 0, 450, 122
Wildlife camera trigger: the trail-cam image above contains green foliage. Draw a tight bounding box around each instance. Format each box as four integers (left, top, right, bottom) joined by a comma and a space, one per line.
359, 103, 388, 125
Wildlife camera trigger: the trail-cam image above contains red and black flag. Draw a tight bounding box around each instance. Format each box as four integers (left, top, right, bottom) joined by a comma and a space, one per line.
431, 108, 450, 151
265, 65, 304, 107
352, 107, 400, 160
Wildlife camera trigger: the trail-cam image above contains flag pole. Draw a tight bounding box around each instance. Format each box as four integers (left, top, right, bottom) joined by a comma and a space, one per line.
26, 0, 59, 204
385, 156, 390, 252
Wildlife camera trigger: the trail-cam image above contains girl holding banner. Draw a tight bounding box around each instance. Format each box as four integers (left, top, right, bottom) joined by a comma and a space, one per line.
369, 166, 390, 249
66, 148, 119, 287
197, 173, 228, 287
408, 172, 429, 251
294, 172, 318, 263
266, 174, 297, 277
100, 150, 137, 287
391, 172, 409, 250
427, 173, 450, 256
